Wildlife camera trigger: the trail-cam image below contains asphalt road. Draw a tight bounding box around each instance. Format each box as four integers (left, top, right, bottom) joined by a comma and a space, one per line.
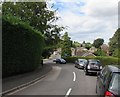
8, 62, 97, 96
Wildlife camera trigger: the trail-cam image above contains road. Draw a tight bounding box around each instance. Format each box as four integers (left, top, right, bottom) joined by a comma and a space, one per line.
8, 62, 97, 96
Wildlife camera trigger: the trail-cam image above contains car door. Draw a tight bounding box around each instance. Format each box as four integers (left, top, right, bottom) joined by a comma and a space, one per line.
100, 68, 110, 95
97, 67, 106, 95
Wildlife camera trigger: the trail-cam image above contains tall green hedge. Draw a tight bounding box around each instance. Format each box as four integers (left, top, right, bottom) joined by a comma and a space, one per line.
3, 15, 45, 77
64, 56, 119, 66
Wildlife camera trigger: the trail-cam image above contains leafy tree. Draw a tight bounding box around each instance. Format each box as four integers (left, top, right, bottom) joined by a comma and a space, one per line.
61, 32, 72, 57
81, 41, 86, 47
2, 2, 64, 58
82, 41, 85, 44
72, 41, 81, 48
93, 38, 104, 48
109, 28, 120, 57
93, 49, 106, 56
84, 42, 92, 50
112, 49, 119, 57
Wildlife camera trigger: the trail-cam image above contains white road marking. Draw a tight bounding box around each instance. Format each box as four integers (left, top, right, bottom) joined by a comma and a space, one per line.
73, 72, 76, 81
65, 88, 72, 97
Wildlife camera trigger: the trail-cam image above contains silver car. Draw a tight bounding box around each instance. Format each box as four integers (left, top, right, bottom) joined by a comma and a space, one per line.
75, 59, 87, 69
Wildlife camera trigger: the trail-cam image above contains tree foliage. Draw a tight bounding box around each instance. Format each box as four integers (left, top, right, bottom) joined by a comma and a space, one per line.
3, 2, 64, 58
93, 38, 104, 48
72, 41, 81, 48
109, 28, 120, 57
93, 49, 106, 56
61, 32, 72, 57
84, 42, 92, 50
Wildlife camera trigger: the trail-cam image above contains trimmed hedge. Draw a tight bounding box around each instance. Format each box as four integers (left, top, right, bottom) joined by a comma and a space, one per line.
64, 56, 119, 66
3, 15, 45, 77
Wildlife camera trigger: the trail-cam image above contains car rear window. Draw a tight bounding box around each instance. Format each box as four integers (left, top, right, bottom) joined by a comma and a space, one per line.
109, 73, 120, 94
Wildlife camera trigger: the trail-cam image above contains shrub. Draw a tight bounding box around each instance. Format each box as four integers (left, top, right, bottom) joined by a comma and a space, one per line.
3, 14, 45, 77
94, 49, 106, 56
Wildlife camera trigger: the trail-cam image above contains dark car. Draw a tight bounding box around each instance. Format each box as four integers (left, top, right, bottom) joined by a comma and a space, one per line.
96, 65, 120, 96
75, 59, 87, 69
53, 58, 66, 64
84, 59, 102, 75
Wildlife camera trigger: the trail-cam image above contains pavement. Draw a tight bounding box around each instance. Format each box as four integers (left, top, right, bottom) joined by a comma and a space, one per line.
2, 61, 52, 96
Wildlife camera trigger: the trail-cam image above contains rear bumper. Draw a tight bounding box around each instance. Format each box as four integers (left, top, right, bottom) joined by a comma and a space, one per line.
87, 69, 101, 73
78, 65, 84, 69
60, 62, 66, 64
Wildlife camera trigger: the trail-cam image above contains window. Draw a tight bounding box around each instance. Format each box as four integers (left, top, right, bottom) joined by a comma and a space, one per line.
99, 68, 104, 79
109, 73, 120, 94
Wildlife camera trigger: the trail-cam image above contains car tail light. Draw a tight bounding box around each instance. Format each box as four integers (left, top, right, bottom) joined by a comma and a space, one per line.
105, 91, 115, 97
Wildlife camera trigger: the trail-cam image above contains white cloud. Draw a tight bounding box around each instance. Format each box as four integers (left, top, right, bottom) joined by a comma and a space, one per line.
81, 0, 118, 17
49, 0, 119, 43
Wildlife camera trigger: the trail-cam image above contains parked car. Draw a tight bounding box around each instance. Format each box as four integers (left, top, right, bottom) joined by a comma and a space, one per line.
53, 58, 66, 64
84, 59, 102, 75
96, 65, 120, 96
75, 59, 87, 69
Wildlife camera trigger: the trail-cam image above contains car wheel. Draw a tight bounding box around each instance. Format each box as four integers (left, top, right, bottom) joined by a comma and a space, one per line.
76, 65, 78, 68
96, 85, 97, 94
84, 69, 86, 72
85, 71, 88, 75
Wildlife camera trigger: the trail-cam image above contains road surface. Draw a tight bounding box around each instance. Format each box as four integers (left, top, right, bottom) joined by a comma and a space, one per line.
8, 62, 97, 96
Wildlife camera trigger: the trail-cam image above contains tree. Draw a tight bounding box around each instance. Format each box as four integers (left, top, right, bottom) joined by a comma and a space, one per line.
84, 42, 92, 50
112, 48, 119, 57
2, 2, 64, 58
72, 41, 81, 48
93, 38, 104, 48
109, 28, 120, 57
81, 41, 86, 47
93, 49, 106, 56
3, 2, 64, 43
61, 32, 72, 57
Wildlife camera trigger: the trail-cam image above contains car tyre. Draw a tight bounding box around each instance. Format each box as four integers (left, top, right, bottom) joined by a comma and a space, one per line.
85, 71, 88, 75
96, 85, 97, 94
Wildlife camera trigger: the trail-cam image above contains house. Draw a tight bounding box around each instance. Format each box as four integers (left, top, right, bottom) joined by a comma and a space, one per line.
89, 47, 97, 53
100, 44, 109, 56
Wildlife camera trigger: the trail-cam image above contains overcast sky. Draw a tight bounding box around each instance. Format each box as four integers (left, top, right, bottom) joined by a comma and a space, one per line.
48, 0, 119, 44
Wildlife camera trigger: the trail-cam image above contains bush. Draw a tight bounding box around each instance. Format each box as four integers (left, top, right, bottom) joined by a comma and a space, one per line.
94, 49, 106, 56
3, 14, 45, 77
64, 56, 119, 66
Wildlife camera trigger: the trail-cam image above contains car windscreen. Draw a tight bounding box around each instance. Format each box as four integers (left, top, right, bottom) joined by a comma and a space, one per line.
61, 59, 65, 61
79, 60, 84, 63
89, 62, 100, 65
109, 73, 120, 94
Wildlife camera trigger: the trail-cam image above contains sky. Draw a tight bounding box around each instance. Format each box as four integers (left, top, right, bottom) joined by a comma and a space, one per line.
48, 0, 119, 44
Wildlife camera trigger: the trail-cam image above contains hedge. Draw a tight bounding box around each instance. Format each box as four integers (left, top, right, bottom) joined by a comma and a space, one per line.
64, 56, 120, 66
3, 14, 45, 78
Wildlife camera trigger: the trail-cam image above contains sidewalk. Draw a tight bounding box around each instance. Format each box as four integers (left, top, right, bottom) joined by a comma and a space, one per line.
2, 63, 52, 95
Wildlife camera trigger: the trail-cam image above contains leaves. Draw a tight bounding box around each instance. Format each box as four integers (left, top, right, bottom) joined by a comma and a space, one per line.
93, 38, 104, 48
61, 32, 72, 57
3, 2, 64, 44
3, 2, 65, 58
109, 28, 120, 57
